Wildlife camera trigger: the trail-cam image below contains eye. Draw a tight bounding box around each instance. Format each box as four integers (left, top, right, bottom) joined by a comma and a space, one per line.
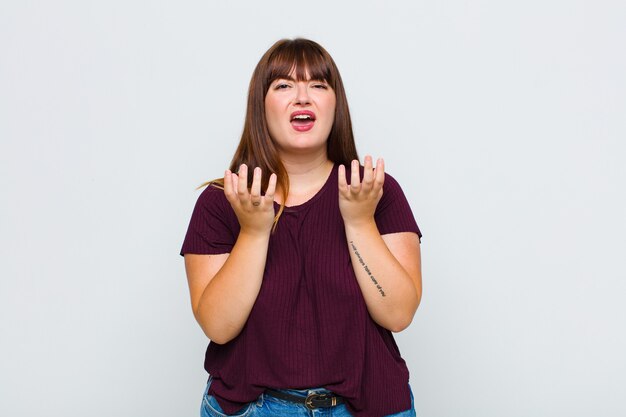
312, 83, 328, 89
274, 82, 291, 90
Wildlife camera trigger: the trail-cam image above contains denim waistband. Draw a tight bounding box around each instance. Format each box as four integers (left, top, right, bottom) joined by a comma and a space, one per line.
208, 374, 335, 398
266, 386, 335, 397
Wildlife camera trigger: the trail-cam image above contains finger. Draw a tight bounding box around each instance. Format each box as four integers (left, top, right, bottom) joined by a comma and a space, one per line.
338, 164, 348, 195
231, 171, 239, 194
237, 164, 248, 198
362, 155, 374, 191
250, 167, 262, 199
223, 169, 234, 202
265, 173, 277, 201
374, 158, 385, 190
350, 159, 361, 193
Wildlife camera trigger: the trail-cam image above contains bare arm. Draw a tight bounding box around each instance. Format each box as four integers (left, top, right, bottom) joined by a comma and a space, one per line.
184, 165, 276, 344
345, 226, 422, 332
339, 157, 422, 332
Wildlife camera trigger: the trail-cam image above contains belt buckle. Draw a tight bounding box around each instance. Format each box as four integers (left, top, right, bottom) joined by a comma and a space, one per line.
305, 393, 335, 410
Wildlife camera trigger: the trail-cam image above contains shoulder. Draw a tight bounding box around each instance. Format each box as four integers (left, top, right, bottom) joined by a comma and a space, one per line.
374, 169, 421, 236
380, 170, 410, 204
191, 182, 237, 223
196, 182, 229, 208
382, 171, 403, 192
181, 182, 239, 256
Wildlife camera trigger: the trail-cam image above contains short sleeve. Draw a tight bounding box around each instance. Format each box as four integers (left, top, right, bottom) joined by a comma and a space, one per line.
374, 172, 422, 241
180, 184, 240, 256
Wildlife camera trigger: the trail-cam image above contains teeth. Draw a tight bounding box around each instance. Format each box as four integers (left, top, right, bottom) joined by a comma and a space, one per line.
293, 114, 312, 120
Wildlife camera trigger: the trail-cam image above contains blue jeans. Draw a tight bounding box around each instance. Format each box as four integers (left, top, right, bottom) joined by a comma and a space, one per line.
200, 376, 416, 417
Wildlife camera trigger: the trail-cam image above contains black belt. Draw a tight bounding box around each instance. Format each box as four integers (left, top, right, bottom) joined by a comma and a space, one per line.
264, 389, 344, 410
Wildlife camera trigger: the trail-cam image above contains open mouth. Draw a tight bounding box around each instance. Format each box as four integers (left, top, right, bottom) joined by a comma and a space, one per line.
290, 111, 316, 131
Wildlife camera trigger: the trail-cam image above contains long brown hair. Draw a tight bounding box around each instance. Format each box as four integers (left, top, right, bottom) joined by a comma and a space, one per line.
203, 38, 359, 227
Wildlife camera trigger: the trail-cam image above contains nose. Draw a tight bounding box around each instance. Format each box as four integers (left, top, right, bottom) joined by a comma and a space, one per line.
294, 83, 311, 105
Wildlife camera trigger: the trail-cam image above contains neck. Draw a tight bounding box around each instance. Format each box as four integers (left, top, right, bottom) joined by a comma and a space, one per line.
276, 151, 334, 204
282, 153, 331, 176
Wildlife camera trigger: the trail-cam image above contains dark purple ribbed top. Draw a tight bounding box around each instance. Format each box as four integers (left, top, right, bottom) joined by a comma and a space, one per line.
180, 164, 422, 417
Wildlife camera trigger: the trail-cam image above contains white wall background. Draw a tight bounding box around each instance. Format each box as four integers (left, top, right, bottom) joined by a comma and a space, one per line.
1, 1, 625, 416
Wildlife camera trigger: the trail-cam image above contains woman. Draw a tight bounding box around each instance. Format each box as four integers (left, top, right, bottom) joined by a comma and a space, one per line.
181, 38, 423, 417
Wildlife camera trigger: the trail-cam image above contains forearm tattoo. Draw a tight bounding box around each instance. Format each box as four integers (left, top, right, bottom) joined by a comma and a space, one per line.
349, 241, 386, 297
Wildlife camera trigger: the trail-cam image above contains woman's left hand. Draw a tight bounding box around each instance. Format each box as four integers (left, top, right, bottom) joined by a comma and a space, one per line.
338, 156, 385, 227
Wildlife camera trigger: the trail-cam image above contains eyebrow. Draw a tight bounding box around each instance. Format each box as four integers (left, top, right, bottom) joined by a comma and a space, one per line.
274, 76, 326, 83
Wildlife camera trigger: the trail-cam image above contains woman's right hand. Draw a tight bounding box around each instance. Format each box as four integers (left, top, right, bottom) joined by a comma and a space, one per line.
224, 164, 277, 235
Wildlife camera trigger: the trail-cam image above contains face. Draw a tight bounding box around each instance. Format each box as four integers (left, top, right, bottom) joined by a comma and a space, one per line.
264, 69, 336, 156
